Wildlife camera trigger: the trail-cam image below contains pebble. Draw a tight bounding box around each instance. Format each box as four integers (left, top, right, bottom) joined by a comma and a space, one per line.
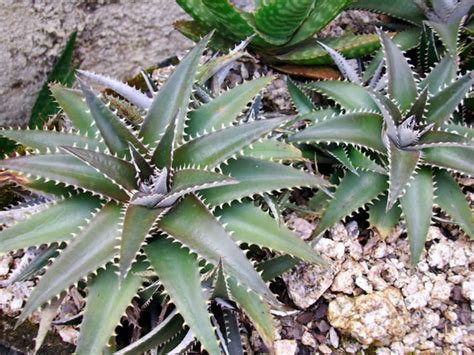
274, 339, 297, 355
461, 273, 474, 301
327, 287, 408, 346
283, 261, 339, 309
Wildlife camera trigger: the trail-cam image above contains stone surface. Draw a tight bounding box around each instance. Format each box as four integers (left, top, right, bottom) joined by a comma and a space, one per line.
0, 0, 191, 126
274, 339, 298, 355
283, 261, 339, 309
327, 287, 409, 346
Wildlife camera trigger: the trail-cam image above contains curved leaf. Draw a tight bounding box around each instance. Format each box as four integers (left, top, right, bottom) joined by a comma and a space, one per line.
304, 81, 378, 111
145, 237, 221, 355
313, 171, 388, 237
116, 310, 184, 355
227, 276, 274, 348
363, 29, 421, 81
79, 81, 146, 159
77, 70, 151, 110
171, 168, 236, 193
186, 76, 273, 137
419, 55, 458, 95
0, 195, 102, 253
216, 202, 324, 264
415, 130, 472, 148
0, 154, 129, 201
254, 0, 314, 44
174, 117, 288, 169
379, 30, 417, 112
158, 195, 278, 306
387, 141, 421, 210
279, 34, 380, 65
425, 72, 474, 126
200, 157, 330, 206
287, 79, 315, 114
18, 202, 121, 325
140, 33, 210, 146
368, 195, 401, 238
434, 170, 474, 237
347, 147, 387, 174
289, 112, 385, 152
241, 139, 303, 161
50, 85, 98, 137
201, 0, 254, 41
400, 168, 433, 266
0, 129, 104, 154
119, 205, 165, 280
76, 262, 145, 355
61, 146, 138, 192
350, 0, 424, 25
422, 146, 474, 176
288, 0, 351, 45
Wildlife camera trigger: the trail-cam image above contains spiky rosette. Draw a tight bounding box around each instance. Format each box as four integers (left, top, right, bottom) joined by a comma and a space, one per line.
288, 30, 474, 266
0, 35, 330, 354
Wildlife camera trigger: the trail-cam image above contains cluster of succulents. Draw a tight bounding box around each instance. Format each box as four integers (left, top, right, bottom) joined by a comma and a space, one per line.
288, 30, 474, 265
0, 1, 472, 354
0, 35, 331, 354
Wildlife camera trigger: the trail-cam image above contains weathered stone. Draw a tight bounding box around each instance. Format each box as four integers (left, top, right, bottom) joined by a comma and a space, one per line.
327, 287, 408, 346
0, 0, 190, 126
461, 273, 474, 301
331, 258, 363, 294
284, 261, 339, 309
274, 339, 297, 355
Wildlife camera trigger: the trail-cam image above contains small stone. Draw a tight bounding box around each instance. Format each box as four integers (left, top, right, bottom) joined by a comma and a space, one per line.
355, 276, 373, 293
301, 331, 317, 348
330, 222, 349, 242
444, 310, 457, 322
329, 327, 339, 348
327, 287, 408, 346
284, 261, 339, 309
444, 327, 464, 344
403, 277, 432, 310
427, 239, 452, 269
461, 274, 474, 301
430, 275, 452, 306
315, 238, 345, 260
331, 259, 363, 294
274, 339, 298, 355
57, 326, 80, 345
318, 344, 332, 354
0, 255, 12, 276
287, 215, 315, 240
449, 245, 467, 268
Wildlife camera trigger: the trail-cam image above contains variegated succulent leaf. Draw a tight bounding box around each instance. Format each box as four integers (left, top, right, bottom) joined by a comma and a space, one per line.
174, 0, 380, 71
0, 38, 328, 353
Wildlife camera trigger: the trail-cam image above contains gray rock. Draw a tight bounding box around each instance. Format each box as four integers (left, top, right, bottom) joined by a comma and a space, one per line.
0, 0, 190, 126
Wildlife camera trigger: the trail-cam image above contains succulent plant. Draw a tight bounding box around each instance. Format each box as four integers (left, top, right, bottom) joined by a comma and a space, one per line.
352, 0, 474, 79
0, 35, 330, 354
174, 0, 382, 77
288, 30, 474, 265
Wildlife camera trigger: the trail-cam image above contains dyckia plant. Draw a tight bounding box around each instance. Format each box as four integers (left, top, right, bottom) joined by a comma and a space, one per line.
175, 0, 381, 75
289, 31, 474, 265
0, 35, 329, 354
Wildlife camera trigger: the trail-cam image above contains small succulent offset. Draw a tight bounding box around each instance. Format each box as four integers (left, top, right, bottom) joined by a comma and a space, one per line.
289, 31, 474, 265
175, 0, 382, 71
0, 36, 329, 354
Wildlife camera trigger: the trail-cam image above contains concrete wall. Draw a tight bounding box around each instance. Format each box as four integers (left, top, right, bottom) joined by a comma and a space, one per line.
0, 0, 191, 126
